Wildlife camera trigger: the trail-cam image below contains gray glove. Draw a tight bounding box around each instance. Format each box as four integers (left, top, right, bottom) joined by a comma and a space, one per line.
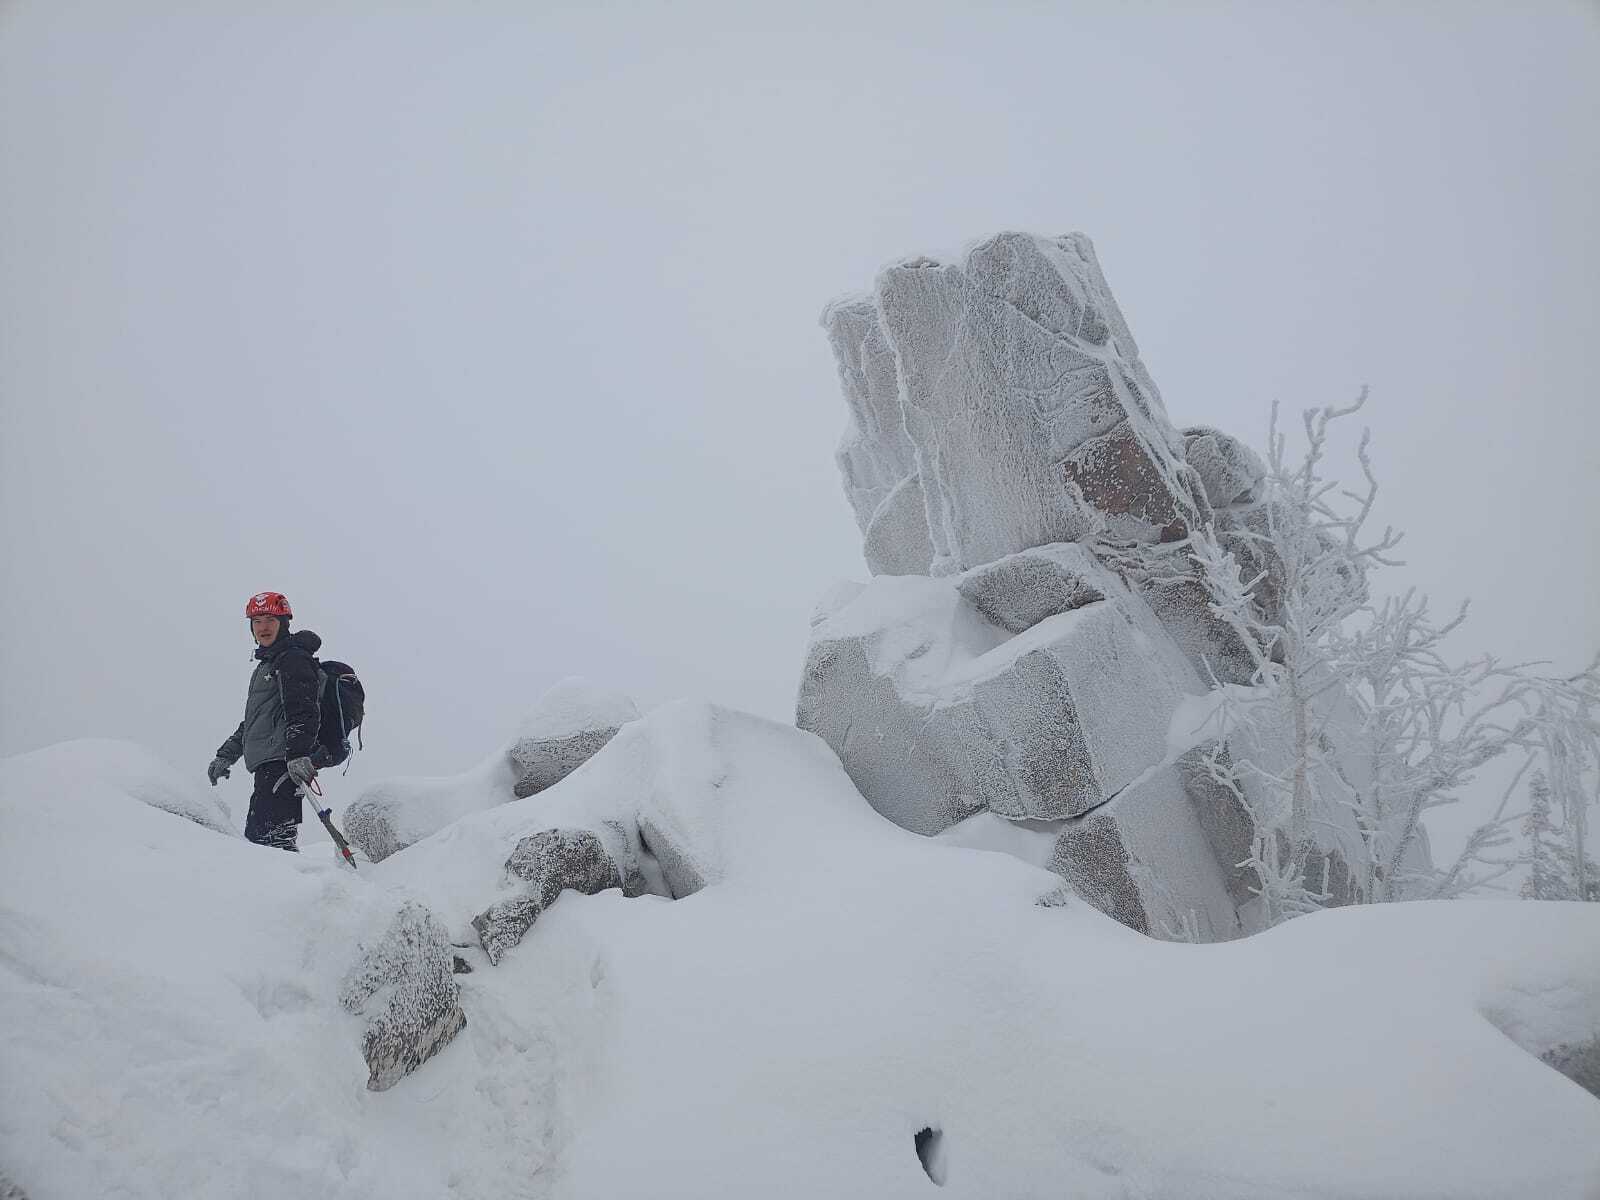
207, 758, 231, 786
286, 756, 317, 787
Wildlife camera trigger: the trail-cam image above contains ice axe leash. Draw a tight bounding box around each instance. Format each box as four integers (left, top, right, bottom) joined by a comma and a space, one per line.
300, 775, 358, 870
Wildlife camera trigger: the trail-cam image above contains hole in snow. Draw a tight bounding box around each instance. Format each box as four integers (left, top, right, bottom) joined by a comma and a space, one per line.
914, 1125, 947, 1185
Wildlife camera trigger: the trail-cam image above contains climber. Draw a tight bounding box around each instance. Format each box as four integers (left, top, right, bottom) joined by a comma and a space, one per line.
207, 591, 324, 850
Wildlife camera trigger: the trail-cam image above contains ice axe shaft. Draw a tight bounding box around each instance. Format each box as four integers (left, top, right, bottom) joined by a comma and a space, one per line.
298, 777, 357, 870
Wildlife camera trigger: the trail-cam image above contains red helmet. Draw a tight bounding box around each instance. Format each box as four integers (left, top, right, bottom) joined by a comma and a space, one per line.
245, 591, 293, 619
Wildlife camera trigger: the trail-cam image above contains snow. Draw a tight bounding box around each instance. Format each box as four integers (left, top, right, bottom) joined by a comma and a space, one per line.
5, 729, 1600, 1199
512, 676, 638, 743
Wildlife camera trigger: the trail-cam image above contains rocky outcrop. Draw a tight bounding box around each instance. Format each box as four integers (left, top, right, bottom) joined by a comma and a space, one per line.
339, 901, 466, 1091
805, 230, 1400, 940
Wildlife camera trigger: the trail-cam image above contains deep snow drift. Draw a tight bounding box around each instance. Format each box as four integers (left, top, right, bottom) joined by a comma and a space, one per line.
4, 728, 1599, 1199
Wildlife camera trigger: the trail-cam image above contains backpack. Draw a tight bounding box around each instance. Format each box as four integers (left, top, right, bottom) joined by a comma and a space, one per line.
312, 659, 366, 769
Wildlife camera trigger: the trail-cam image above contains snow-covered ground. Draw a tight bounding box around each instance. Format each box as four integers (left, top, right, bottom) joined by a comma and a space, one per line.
3, 724, 1598, 1199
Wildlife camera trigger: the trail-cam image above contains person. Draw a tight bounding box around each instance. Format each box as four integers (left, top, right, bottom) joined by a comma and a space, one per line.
207, 591, 323, 850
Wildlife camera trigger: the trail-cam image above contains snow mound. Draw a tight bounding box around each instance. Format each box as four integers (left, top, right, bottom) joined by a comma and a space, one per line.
513, 676, 640, 744
342, 743, 517, 863
342, 679, 639, 862
10, 737, 237, 836
4, 732, 1599, 1198
0, 741, 474, 1199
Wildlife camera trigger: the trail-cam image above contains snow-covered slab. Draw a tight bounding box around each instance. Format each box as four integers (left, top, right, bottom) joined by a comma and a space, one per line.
860, 232, 1204, 573
799, 563, 1204, 833
1051, 763, 1241, 941
823, 294, 921, 540
955, 541, 1110, 633
862, 470, 935, 576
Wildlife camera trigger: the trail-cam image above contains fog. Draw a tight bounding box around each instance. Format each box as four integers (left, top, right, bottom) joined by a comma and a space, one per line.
3, 0, 1596, 831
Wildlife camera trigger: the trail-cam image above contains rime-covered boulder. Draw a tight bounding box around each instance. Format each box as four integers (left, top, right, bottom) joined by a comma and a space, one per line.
508, 677, 639, 799
1050, 764, 1240, 941
1181, 426, 1267, 509
824, 296, 925, 574
798, 554, 1204, 836
823, 232, 1209, 578
338, 901, 466, 1091
955, 542, 1109, 633
471, 825, 642, 965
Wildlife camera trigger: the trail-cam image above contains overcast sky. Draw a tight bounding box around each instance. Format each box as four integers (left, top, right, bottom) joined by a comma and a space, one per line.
3, 2, 1597, 831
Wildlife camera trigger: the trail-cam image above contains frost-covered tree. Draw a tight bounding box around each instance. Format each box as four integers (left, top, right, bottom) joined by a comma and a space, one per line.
1522, 773, 1567, 900
1184, 392, 1600, 924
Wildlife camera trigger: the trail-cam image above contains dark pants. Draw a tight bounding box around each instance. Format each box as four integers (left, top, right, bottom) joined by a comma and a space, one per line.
245, 761, 303, 850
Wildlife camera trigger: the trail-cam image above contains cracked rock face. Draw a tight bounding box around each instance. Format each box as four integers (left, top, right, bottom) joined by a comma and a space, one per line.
1050, 765, 1239, 941
798, 553, 1203, 836
824, 231, 1207, 578
472, 826, 638, 965
339, 901, 466, 1091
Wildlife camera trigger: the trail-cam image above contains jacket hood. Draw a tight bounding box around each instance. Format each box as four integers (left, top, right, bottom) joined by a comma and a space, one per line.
257, 628, 321, 660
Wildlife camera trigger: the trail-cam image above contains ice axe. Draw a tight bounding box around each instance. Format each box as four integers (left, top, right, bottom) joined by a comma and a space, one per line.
300, 775, 358, 870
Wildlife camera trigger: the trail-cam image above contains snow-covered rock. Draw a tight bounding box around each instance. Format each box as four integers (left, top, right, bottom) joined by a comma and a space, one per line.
343, 679, 638, 862
1181, 425, 1267, 508
472, 827, 635, 965
507, 677, 638, 799
343, 747, 517, 863
827, 232, 1209, 577
798, 561, 1204, 836
807, 230, 1389, 932
954, 541, 1111, 633
1050, 764, 1240, 941
823, 296, 923, 559
339, 900, 466, 1090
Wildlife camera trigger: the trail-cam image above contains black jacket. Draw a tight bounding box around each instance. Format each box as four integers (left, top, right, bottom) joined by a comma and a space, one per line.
217, 629, 323, 771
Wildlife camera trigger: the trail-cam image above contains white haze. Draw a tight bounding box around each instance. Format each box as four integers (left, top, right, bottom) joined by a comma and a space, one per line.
3, 1, 1597, 852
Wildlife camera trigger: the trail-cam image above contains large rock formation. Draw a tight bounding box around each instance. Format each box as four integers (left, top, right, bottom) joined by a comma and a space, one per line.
805, 231, 1380, 939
